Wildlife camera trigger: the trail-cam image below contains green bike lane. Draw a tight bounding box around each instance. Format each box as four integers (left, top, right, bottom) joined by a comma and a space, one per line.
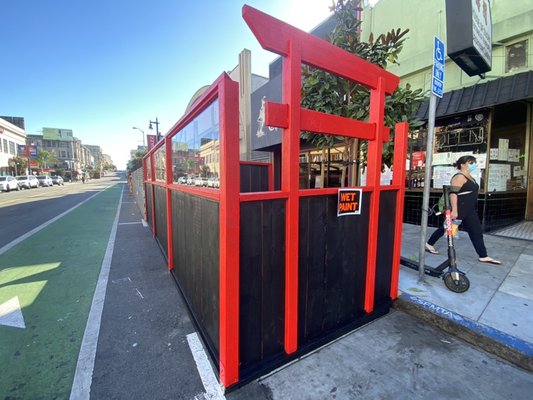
0, 183, 123, 400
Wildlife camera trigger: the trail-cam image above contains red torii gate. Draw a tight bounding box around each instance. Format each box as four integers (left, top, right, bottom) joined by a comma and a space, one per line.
242, 4, 407, 362
143, 5, 409, 390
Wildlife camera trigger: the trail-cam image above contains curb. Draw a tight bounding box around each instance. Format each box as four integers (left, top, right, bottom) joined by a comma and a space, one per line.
394, 293, 533, 372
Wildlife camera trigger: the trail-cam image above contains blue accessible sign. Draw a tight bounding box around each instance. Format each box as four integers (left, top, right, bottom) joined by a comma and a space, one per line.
432, 36, 445, 98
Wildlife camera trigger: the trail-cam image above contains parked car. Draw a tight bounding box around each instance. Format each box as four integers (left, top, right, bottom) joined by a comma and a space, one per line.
37, 175, 53, 187
16, 175, 39, 189
207, 177, 220, 188
0, 176, 19, 192
177, 176, 187, 184
51, 175, 64, 185
194, 177, 208, 187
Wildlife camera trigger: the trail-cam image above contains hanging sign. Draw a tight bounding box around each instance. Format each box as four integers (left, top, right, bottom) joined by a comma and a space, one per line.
337, 188, 362, 217
147, 134, 157, 151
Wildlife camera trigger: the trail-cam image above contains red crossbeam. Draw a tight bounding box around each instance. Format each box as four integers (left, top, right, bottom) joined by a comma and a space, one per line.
242, 5, 399, 94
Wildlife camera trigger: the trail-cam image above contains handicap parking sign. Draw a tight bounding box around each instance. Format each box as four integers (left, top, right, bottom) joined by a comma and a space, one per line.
432, 36, 445, 98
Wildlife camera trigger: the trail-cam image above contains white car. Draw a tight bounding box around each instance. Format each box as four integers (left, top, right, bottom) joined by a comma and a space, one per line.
0, 176, 20, 192
16, 175, 39, 189
51, 175, 64, 185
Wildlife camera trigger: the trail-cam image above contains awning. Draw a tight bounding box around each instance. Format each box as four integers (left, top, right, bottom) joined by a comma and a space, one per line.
415, 70, 533, 120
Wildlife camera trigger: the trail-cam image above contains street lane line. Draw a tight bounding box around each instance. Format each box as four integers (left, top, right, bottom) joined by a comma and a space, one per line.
69, 185, 124, 400
0, 188, 110, 256
186, 332, 226, 400
118, 221, 142, 225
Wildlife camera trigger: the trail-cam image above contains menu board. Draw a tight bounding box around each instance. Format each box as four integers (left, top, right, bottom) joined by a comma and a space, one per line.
498, 138, 509, 161
433, 166, 456, 188
488, 163, 511, 192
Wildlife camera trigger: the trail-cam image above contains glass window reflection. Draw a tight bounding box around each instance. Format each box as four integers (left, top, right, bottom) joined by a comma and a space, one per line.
154, 146, 166, 182
146, 157, 152, 181
172, 99, 220, 189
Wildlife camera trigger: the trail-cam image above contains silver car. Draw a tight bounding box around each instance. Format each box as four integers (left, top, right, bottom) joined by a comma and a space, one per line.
37, 175, 53, 187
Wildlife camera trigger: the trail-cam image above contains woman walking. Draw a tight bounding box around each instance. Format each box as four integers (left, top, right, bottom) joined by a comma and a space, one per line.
425, 155, 501, 265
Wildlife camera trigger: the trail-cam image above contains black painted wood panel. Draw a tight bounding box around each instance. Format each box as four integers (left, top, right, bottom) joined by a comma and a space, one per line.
239, 200, 285, 372
170, 190, 220, 356
374, 191, 397, 307
240, 164, 269, 193
298, 193, 370, 345
154, 185, 167, 257
146, 184, 153, 228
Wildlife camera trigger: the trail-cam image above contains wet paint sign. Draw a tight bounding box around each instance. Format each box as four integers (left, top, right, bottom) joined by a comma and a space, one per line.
337, 188, 362, 217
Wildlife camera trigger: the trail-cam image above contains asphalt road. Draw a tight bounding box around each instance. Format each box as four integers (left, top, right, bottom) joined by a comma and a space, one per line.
0, 175, 122, 249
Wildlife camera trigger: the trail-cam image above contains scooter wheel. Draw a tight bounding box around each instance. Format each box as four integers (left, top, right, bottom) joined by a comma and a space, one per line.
443, 273, 470, 293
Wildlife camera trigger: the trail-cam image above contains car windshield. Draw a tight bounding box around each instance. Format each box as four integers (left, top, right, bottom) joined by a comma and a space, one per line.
37, 176, 47, 179
0, 177, 6, 181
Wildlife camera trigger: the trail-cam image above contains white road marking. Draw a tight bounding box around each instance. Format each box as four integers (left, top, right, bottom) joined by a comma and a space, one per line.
141, 219, 148, 227
187, 332, 226, 400
0, 296, 26, 329
69, 185, 124, 400
118, 221, 142, 225
135, 288, 144, 299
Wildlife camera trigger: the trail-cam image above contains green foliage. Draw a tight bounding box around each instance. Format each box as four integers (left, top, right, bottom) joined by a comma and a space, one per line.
301, 0, 426, 164
35, 149, 57, 168
127, 149, 146, 172
9, 156, 28, 175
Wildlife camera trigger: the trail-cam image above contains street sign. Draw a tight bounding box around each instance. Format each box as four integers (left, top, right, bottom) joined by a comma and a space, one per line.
431, 36, 445, 98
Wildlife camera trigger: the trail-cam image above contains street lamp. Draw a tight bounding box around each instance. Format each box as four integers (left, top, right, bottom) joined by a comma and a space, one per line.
132, 126, 146, 148
148, 117, 161, 142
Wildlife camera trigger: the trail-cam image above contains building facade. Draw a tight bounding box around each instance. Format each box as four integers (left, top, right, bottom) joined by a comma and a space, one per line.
0, 117, 26, 176
27, 128, 94, 173
360, 0, 533, 230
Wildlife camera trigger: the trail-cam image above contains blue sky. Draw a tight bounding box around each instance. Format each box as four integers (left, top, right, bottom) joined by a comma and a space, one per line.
1, 0, 341, 169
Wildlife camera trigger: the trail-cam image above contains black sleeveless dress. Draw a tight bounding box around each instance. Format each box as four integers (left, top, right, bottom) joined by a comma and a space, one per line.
453, 173, 479, 220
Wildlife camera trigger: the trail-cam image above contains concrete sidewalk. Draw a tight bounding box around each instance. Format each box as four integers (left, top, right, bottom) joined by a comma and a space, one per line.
91, 186, 533, 399
397, 223, 533, 371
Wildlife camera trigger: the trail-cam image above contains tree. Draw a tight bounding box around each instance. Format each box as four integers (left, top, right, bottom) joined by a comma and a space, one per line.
8, 156, 28, 176
127, 149, 147, 172
36, 149, 57, 169
301, 0, 425, 186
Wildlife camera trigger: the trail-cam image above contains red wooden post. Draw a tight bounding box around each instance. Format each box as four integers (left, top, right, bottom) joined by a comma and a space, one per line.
165, 136, 174, 270
218, 74, 241, 387
364, 78, 387, 313
390, 122, 409, 298
281, 40, 302, 354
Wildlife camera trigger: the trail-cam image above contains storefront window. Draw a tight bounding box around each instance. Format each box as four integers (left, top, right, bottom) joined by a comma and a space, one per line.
154, 146, 166, 182
488, 102, 528, 191
407, 111, 490, 191
505, 40, 528, 73
171, 99, 220, 188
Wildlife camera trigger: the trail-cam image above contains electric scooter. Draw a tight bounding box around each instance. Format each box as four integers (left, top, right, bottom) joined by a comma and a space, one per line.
440, 184, 470, 293
400, 185, 470, 293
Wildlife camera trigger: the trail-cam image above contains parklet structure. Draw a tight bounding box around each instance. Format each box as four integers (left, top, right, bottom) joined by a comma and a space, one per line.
142, 5, 409, 389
